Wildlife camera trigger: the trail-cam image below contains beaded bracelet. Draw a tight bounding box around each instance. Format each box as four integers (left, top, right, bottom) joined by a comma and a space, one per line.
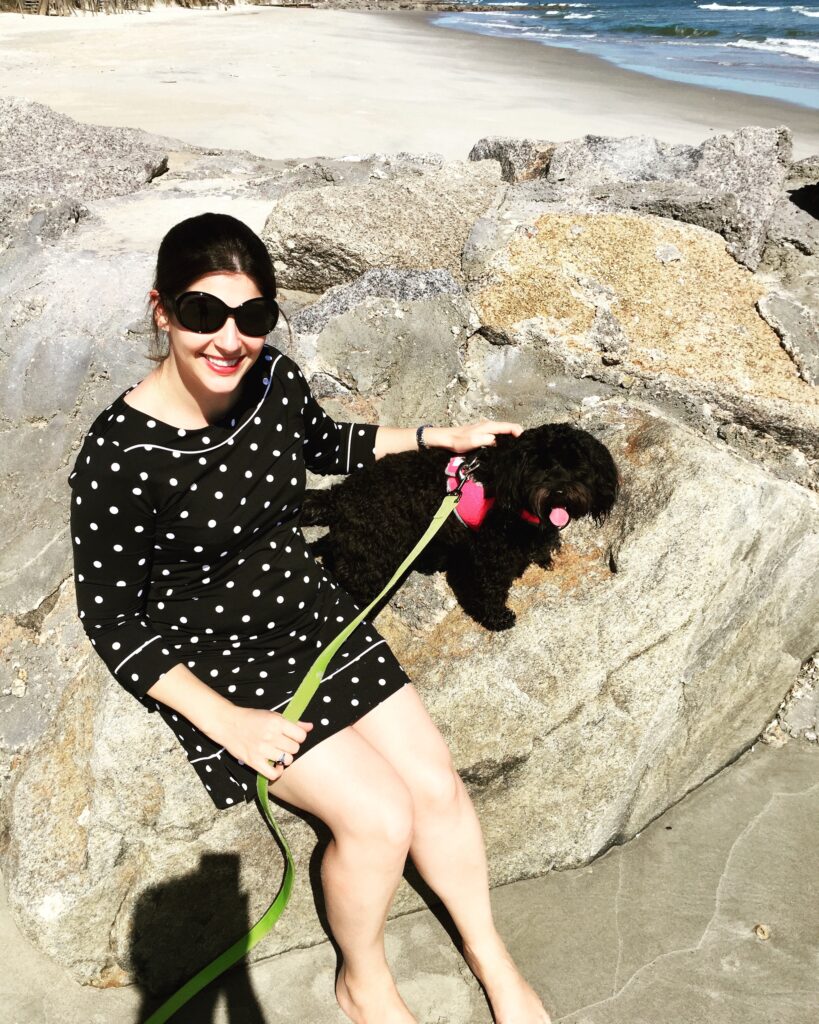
416, 424, 433, 450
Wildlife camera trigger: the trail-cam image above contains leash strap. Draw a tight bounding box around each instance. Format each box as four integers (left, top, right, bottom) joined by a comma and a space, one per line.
144, 489, 462, 1023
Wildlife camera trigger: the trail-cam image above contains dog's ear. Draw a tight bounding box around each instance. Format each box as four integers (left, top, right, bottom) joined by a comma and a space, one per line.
480, 433, 535, 510
586, 446, 621, 525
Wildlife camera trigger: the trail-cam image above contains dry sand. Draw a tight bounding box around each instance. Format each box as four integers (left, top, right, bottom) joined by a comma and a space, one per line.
0, 5, 817, 161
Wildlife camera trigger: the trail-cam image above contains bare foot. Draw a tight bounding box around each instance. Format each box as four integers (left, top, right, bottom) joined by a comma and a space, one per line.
335, 961, 417, 1024
462, 935, 552, 1024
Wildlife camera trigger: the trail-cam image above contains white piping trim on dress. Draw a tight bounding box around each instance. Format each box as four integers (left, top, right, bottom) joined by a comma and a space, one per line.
319, 638, 386, 683
114, 633, 162, 674
344, 422, 353, 473
188, 696, 291, 764
187, 637, 387, 764
122, 351, 281, 456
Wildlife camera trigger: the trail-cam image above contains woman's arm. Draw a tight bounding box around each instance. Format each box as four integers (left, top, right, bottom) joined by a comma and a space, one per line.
145, 662, 239, 742
68, 443, 187, 712
145, 660, 314, 779
374, 420, 525, 460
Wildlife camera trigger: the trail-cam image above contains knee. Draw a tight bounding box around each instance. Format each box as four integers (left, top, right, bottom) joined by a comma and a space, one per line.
342, 783, 415, 853
413, 758, 462, 817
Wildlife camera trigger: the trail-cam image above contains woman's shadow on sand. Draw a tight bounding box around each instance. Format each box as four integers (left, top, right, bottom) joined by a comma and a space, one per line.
133, 850, 267, 1024
133, 799, 462, 1023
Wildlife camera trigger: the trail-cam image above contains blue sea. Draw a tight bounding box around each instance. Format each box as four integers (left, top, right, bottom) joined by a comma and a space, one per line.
430, 0, 819, 110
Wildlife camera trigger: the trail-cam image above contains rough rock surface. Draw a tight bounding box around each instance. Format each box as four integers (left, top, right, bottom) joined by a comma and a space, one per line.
762, 653, 819, 745
0, 247, 156, 618
477, 127, 793, 271
753, 192, 818, 360
0, 104, 817, 988
0, 97, 169, 252
463, 206, 818, 486
261, 159, 504, 290
4, 396, 817, 987
468, 136, 556, 183
286, 268, 479, 428
757, 291, 819, 386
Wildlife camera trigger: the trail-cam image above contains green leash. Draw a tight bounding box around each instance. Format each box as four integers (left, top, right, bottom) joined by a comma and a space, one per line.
144, 486, 464, 1023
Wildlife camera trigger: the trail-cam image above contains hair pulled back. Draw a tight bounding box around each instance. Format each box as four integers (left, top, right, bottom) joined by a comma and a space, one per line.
148, 212, 277, 363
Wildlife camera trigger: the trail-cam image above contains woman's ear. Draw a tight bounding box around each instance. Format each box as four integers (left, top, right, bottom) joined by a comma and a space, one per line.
150, 289, 170, 332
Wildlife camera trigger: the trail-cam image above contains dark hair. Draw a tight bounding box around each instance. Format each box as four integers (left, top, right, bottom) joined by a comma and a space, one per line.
148, 212, 277, 363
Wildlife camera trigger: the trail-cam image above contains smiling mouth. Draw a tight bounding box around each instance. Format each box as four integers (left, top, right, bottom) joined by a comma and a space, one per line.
204, 355, 242, 368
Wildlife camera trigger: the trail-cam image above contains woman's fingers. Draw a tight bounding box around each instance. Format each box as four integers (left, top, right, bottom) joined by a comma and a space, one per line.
280, 718, 314, 744
485, 420, 524, 437
264, 762, 285, 783
463, 420, 524, 446
272, 737, 299, 756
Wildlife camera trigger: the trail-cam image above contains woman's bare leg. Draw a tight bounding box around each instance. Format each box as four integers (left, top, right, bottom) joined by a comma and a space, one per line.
268, 724, 418, 1024
351, 683, 552, 1024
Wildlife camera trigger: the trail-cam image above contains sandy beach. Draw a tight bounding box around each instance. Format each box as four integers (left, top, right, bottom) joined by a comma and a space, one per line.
0, 5, 817, 161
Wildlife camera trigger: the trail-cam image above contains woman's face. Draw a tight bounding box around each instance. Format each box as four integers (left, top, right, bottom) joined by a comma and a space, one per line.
152, 271, 269, 397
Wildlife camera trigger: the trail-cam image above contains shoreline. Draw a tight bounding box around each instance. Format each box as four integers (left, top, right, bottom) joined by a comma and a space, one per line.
0, 6, 817, 160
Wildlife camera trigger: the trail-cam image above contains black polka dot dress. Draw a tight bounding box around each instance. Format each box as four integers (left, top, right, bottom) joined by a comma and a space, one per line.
67, 343, 411, 809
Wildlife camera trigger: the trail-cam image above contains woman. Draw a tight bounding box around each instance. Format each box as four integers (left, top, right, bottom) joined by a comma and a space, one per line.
68, 212, 551, 1024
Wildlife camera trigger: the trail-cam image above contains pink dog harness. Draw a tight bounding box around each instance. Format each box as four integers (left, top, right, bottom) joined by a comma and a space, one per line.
444, 456, 570, 532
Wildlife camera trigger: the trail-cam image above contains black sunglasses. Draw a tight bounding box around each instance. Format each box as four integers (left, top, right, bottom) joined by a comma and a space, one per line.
169, 291, 280, 337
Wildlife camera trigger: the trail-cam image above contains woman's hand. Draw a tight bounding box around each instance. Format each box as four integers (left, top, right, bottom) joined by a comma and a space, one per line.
439, 419, 524, 454
220, 706, 314, 783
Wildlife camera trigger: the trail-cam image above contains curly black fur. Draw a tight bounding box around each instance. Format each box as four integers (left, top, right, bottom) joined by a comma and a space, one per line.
300, 422, 620, 631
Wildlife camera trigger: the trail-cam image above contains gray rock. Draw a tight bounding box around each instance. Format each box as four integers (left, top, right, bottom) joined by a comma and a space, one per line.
0, 247, 156, 623
0, 194, 88, 251
468, 136, 557, 183
462, 204, 819, 484
261, 159, 505, 291
546, 132, 699, 186
0, 97, 168, 253
784, 152, 819, 190
536, 127, 794, 270
655, 242, 683, 264
763, 653, 818, 742
762, 194, 819, 260
290, 267, 464, 336
249, 151, 447, 198
590, 179, 745, 250
287, 269, 479, 428
4, 399, 817, 986
757, 291, 819, 386
688, 126, 793, 269
588, 305, 630, 366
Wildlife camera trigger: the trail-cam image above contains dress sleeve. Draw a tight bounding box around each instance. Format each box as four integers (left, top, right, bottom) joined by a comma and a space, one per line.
68, 442, 183, 713
292, 362, 379, 476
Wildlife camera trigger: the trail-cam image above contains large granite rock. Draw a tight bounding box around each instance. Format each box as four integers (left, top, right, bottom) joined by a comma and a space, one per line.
472, 127, 794, 272
757, 291, 819, 387
0, 248, 155, 619
1, 105, 816, 993
468, 136, 556, 183
286, 268, 478, 428
0, 97, 169, 252
463, 203, 819, 486
261, 159, 505, 291
3, 392, 816, 989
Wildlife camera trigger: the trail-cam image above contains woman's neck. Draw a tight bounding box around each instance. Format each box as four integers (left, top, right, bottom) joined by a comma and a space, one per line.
124, 358, 246, 430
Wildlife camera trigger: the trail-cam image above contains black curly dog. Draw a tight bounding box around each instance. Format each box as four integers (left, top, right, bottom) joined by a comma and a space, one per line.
300, 422, 620, 631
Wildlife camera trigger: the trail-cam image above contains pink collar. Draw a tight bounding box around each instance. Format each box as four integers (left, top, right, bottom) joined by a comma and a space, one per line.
444, 456, 569, 532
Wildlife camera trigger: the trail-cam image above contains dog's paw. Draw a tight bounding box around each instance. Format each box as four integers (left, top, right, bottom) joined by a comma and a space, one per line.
481, 608, 517, 631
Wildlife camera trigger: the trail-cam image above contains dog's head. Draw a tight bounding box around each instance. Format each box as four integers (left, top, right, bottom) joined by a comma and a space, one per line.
479, 423, 620, 528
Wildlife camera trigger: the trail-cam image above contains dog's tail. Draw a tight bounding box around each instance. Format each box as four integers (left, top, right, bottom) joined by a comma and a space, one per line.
300, 487, 336, 526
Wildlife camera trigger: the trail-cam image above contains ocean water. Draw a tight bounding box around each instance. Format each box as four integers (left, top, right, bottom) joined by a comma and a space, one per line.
431, 0, 819, 110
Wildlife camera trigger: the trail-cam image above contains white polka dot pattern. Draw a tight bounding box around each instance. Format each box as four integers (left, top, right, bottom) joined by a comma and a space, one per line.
67, 343, 408, 810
